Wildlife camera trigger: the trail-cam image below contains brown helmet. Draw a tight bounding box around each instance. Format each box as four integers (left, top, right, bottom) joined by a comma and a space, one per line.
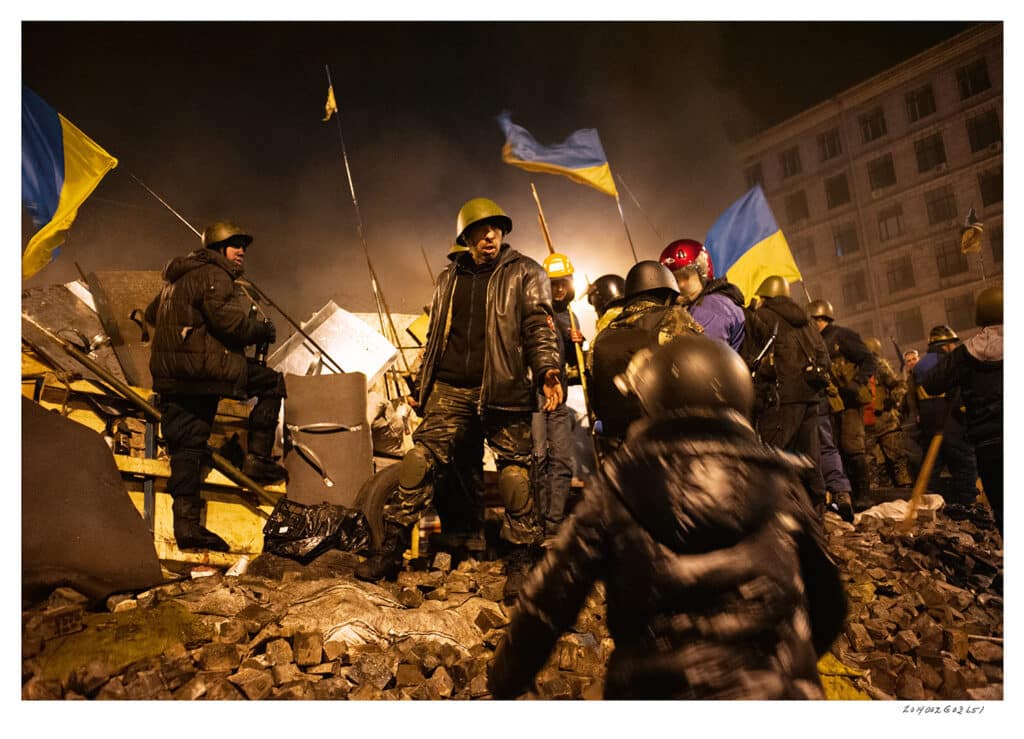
864, 337, 883, 356
927, 325, 959, 347
202, 221, 253, 250
975, 285, 1003, 327
755, 275, 791, 298
807, 299, 835, 322
455, 198, 512, 246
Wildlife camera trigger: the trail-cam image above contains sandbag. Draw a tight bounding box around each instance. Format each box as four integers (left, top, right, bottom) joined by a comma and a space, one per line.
21, 397, 164, 605
282, 372, 373, 508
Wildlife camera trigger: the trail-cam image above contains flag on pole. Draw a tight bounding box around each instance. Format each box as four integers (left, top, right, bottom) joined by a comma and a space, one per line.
703, 185, 802, 303
497, 111, 618, 197
322, 85, 338, 121
960, 206, 983, 254
22, 85, 118, 279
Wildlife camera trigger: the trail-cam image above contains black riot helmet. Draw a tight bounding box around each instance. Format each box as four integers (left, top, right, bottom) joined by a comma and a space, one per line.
616, 333, 755, 421
624, 260, 679, 301
585, 274, 626, 317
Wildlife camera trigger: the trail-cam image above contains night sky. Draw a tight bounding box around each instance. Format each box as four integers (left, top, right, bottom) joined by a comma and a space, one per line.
21, 20, 975, 332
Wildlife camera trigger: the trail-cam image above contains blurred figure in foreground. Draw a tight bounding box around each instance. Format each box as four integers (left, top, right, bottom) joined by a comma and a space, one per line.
489, 334, 847, 699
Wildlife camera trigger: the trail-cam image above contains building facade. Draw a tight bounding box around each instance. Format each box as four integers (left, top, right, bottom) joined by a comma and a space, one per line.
737, 23, 1002, 362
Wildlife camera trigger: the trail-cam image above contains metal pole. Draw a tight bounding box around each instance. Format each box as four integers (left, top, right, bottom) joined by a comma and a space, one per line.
615, 173, 663, 243
324, 65, 413, 385
614, 193, 639, 264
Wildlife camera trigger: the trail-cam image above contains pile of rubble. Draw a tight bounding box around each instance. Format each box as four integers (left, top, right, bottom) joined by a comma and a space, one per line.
823, 502, 1003, 700
22, 504, 1001, 701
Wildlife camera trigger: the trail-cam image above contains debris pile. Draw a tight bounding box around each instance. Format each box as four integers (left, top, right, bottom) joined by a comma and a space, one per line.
22, 503, 1001, 701
823, 502, 1003, 700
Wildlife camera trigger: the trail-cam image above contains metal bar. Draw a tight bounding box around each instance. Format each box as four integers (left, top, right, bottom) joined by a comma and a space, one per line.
143, 416, 156, 531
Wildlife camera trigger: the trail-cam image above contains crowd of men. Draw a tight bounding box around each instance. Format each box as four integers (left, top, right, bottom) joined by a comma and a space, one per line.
148, 199, 1002, 700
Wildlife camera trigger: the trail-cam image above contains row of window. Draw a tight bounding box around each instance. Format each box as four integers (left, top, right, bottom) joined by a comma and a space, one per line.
893, 285, 994, 346
745, 56, 996, 188
781, 158, 1000, 236
758, 108, 1000, 202
791, 209, 1002, 279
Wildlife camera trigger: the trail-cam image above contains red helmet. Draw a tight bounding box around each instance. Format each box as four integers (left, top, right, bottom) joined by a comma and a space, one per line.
659, 239, 713, 281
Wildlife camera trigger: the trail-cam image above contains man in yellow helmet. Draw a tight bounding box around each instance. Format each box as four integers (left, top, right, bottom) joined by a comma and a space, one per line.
357, 198, 562, 602
533, 252, 585, 543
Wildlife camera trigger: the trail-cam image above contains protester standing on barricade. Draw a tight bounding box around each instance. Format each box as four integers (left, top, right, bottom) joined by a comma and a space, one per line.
863, 337, 913, 489
921, 287, 1002, 535
911, 326, 979, 509
148, 221, 286, 551
356, 198, 562, 602
807, 299, 877, 515
588, 260, 702, 459
532, 252, 584, 544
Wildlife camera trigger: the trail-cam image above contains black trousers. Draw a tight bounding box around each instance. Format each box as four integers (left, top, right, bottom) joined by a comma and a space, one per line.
975, 442, 1003, 536
757, 401, 826, 503
160, 363, 285, 500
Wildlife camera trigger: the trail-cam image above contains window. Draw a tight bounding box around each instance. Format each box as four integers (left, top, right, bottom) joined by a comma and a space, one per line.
744, 162, 763, 189
850, 321, 875, 342
905, 84, 936, 122
886, 255, 915, 293
859, 107, 887, 143
833, 222, 860, 257
924, 185, 957, 225
877, 203, 904, 242
895, 307, 925, 344
842, 270, 869, 306
780, 147, 802, 178
825, 172, 851, 209
914, 133, 947, 173
784, 190, 809, 223
935, 239, 969, 278
792, 236, 816, 268
957, 58, 991, 100
945, 293, 975, 331
978, 168, 1002, 207
990, 224, 1002, 264
868, 153, 897, 190
817, 128, 842, 161
967, 110, 1001, 152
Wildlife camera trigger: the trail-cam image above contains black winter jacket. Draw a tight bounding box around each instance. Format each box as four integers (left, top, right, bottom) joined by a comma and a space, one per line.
148, 249, 268, 398
756, 296, 831, 404
488, 410, 847, 699
417, 245, 560, 412
922, 326, 1003, 447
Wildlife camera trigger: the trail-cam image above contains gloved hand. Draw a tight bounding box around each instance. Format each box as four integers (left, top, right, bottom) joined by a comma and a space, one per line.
838, 383, 862, 407
261, 318, 277, 344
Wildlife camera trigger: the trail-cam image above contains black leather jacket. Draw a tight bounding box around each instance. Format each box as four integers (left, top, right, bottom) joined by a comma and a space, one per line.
148, 249, 267, 398
417, 245, 560, 412
489, 410, 847, 699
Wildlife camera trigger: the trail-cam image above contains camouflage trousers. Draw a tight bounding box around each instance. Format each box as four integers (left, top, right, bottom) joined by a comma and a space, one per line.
866, 427, 912, 487
383, 381, 541, 545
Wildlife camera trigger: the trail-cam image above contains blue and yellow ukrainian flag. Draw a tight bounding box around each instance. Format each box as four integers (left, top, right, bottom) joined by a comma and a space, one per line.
704, 185, 802, 303
497, 111, 618, 197
22, 85, 118, 279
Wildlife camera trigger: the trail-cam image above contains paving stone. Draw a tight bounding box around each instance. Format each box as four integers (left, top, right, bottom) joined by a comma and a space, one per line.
293, 630, 324, 666
204, 677, 244, 700
427, 666, 454, 697
271, 662, 304, 685
432, 552, 452, 573
272, 680, 317, 700
314, 677, 352, 700
264, 638, 294, 666
395, 662, 424, 688
173, 676, 208, 700
398, 587, 424, 608
95, 676, 128, 700
968, 640, 1003, 663
228, 667, 274, 700
197, 643, 242, 672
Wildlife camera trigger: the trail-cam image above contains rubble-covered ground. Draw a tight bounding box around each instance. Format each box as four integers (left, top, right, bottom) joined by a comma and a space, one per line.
22, 502, 1002, 701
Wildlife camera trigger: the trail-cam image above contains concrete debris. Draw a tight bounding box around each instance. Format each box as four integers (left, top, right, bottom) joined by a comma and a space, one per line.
21, 500, 1001, 700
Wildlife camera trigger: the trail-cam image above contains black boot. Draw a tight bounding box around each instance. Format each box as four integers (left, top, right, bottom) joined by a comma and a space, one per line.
847, 456, 873, 512
355, 523, 408, 582
242, 453, 289, 484
173, 496, 229, 552
832, 491, 855, 523
503, 545, 542, 603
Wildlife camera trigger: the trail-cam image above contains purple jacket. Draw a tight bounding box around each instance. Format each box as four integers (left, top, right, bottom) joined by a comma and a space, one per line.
691, 291, 746, 352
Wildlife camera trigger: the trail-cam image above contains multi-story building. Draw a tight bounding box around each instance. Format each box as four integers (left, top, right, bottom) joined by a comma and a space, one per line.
737, 23, 1002, 362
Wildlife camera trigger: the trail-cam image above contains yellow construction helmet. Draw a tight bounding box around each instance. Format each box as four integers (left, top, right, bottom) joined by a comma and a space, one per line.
543, 253, 575, 279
